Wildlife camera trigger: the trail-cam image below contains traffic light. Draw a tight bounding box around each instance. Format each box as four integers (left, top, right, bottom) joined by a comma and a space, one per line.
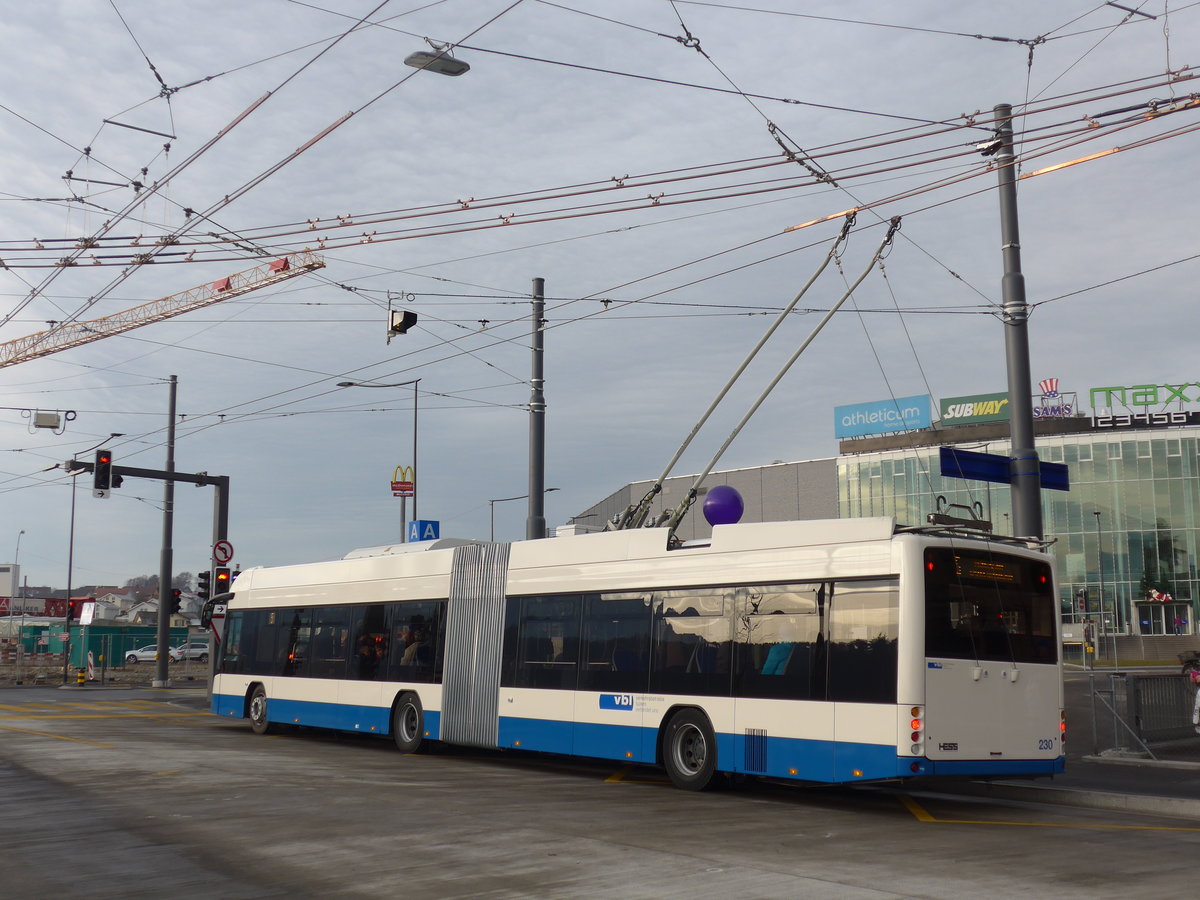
1076, 588, 1089, 611
214, 567, 231, 594
169, 588, 182, 615
93, 449, 113, 497
66, 597, 80, 623
389, 309, 418, 335
197, 570, 211, 603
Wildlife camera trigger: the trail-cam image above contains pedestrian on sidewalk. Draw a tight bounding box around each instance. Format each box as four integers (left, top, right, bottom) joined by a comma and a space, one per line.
1190, 667, 1200, 735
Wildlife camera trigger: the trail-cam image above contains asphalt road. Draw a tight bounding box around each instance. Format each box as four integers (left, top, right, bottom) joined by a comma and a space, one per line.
0, 684, 1198, 898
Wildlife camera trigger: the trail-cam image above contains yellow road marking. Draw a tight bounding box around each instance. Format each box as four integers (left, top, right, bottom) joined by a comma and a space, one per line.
898, 793, 1200, 832
0, 724, 115, 748
897, 794, 936, 822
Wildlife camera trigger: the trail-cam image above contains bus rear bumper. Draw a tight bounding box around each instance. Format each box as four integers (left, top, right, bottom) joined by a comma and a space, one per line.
913, 756, 1066, 777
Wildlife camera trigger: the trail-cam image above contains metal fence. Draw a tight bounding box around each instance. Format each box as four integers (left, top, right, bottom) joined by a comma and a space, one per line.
1089, 672, 1200, 760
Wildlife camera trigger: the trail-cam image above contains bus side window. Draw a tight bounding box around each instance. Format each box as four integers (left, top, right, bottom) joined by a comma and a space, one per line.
650, 590, 730, 697
387, 602, 440, 683
279, 609, 312, 678
579, 594, 650, 694
349, 604, 389, 681
508, 595, 581, 690
310, 606, 352, 680
243, 609, 280, 677
734, 583, 821, 701
826, 579, 898, 704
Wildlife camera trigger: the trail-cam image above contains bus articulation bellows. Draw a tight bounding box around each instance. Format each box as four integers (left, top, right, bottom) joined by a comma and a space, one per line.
211, 517, 1064, 790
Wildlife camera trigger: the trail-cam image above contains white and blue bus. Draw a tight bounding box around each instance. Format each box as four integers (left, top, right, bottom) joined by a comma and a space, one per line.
211, 517, 1064, 790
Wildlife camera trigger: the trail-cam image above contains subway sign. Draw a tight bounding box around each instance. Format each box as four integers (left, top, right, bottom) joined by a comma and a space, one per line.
835, 394, 931, 439
940, 392, 1010, 425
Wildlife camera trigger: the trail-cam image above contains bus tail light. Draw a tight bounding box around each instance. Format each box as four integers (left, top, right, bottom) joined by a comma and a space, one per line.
909, 706, 924, 753
1060, 710, 1067, 745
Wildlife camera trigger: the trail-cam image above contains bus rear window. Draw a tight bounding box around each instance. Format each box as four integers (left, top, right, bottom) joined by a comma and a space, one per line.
924, 548, 1056, 664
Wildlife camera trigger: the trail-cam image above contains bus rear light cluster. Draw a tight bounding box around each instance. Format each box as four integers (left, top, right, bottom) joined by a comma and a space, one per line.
909, 706, 924, 755
1060, 710, 1067, 745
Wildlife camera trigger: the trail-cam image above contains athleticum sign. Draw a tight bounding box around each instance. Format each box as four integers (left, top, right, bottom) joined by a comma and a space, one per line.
835, 395, 931, 439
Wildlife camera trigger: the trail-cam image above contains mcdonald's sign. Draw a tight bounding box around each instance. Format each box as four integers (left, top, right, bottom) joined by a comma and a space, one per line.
391, 464, 415, 498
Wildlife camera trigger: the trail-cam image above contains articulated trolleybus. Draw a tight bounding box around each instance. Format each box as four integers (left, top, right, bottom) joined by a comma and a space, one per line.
212, 517, 1064, 789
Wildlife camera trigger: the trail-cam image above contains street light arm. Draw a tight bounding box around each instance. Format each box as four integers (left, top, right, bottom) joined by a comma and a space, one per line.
338, 379, 420, 540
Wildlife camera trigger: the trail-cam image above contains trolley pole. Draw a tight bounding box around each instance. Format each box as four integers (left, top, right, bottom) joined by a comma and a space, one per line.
993, 103, 1043, 541
154, 375, 177, 688
526, 277, 547, 540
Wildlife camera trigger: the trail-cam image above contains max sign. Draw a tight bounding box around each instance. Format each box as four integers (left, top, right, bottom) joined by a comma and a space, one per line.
1090, 383, 1200, 408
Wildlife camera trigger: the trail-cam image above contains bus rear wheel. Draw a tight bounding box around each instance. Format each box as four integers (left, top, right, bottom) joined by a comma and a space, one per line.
392, 693, 424, 753
248, 686, 274, 735
662, 709, 718, 791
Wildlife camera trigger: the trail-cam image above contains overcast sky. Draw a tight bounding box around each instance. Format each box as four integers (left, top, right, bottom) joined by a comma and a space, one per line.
2, 0, 1198, 590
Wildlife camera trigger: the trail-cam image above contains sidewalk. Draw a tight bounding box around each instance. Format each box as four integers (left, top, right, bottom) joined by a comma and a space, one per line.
938, 751, 1200, 819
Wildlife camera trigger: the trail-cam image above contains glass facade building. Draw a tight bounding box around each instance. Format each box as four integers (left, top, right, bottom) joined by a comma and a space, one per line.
838, 426, 1200, 636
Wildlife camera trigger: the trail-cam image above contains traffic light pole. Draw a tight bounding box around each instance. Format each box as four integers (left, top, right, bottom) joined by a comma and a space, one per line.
66, 455, 230, 686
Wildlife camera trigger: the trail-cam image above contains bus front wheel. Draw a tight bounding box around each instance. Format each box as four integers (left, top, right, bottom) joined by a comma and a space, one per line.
248, 686, 274, 735
392, 693, 424, 753
662, 709, 718, 791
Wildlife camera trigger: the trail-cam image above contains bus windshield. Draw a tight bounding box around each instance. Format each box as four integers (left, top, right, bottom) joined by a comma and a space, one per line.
924, 547, 1056, 664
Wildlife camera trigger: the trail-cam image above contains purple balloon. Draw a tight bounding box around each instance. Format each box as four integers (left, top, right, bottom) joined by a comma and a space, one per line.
703, 485, 744, 526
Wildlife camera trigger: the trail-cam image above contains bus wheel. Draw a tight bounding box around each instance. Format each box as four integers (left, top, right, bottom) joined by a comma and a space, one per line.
248, 686, 274, 735
663, 709, 718, 791
392, 693, 424, 753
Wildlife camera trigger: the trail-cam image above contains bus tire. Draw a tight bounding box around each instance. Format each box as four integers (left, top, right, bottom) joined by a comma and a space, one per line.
392, 692, 424, 753
248, 685, 274, 735
662, 708, 718, 791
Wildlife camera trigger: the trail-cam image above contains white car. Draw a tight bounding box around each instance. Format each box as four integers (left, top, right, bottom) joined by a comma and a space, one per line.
175, 641, 210, 663
125, 644, 182, 664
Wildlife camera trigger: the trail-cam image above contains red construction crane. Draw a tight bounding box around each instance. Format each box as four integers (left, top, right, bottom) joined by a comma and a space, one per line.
0, 250, 325, 368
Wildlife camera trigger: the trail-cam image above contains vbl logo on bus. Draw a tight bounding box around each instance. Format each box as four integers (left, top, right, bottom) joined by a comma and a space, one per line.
599, 694, 635, 710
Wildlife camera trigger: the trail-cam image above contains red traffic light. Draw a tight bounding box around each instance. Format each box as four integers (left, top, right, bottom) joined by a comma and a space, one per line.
214, 567, 231, 590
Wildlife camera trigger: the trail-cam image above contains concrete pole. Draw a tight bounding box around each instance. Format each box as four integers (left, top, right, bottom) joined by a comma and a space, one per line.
993, 103, 1043, 540
526, 278, 547, 540
154, 375, 177, 687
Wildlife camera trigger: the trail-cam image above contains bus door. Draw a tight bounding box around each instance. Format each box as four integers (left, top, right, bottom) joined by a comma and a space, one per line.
578, 594, 650, 762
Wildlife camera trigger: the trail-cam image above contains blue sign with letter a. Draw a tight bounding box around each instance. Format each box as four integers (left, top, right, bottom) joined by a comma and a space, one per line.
407, 519, 440, 542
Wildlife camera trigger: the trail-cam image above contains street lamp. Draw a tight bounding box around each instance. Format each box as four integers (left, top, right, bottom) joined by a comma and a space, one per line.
403, 45, 471, 77
337, 379, 420, 540
490, 489, 559, 542
1095, 510, 1117, 665
14, 529, 24, 603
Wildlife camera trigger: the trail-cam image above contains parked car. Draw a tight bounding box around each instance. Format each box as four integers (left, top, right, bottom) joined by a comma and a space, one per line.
125, 644, 182, 664
175, 641, 210, 663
